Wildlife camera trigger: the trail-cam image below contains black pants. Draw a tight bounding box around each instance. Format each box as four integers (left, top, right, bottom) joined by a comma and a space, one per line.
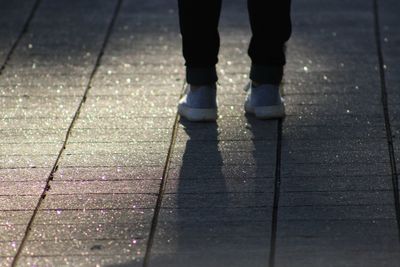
178, 0, 292, 85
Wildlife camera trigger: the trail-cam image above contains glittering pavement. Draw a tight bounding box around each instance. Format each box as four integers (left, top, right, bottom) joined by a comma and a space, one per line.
1, 0, 400, 266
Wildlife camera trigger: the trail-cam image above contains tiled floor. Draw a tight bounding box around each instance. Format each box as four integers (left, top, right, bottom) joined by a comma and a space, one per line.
1, 0, 399, 266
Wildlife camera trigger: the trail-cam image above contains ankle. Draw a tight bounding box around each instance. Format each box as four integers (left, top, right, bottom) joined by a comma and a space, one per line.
190, 83, 216, 90
251, 81, 279, 89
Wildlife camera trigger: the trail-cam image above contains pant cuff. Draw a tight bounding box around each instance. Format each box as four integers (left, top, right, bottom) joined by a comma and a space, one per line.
186, 67, 218, 85
250, 64, 284, 85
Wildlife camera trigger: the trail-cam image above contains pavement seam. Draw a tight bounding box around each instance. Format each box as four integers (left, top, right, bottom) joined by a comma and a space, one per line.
372, 0, 400, 241
10, 0, 123, 265
268, 119, 283, 267
142, 82, 185, 267
0, 0, 42, 76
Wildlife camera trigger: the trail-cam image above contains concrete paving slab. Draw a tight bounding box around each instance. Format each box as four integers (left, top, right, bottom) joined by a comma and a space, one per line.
1, 0, 399, 265
0, 242, 20, 257
168, 164, 275, 180
16, 255, 142, 267
0, 0, 36, 65
274, 0, 400, 266
279, 205, 396, 221
61, 143, 170, 156
0, 117, 71, 130
1, 142, 63, 156
176, 123, 277, 141
0, 225, 26, 241
171, 150, 276, 166
65, 128, 172, 143
59, 153, 166, 168
21, 239, 146, 257
279, 139, 387, 152
0, 155, 57, 169
53, 166, 164, 181
173, 140, 275, 154
282, 162, 391, 177
280, 191, 394, 206
283, 114, 385, 126
0, 181, 45, 195
0, 169, 50, 182
281, 175, 393, 192
29, 223, 149, 241
33, 209, 154, 225
73, 116, 175, 129
148, 4, 278, 266
282, 125, 385, 141
19, 0, 181, 265
165, 177, 274, 194
0, 211, 34, 226
147, 251, 268, 267
0, 257, 12, 267
41, 194, 157, 210
0, 85, 85, 97
48, 180, 161, 195
0, 196, 39, 210
379, 0, 400, 182
0, 0, 120, 263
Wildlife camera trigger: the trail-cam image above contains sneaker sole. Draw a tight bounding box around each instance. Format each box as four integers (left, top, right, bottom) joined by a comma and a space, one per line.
178, 104, 217, 122
245, 103, 285, 119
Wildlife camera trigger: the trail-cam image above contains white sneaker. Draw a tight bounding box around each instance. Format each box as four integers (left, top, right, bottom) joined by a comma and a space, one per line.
177, 84, 218, 122
244, 82, 285, 119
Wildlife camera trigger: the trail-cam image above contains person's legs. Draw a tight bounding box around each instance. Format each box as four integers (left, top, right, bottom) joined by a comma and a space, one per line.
247, 0, 292, 85
177, 0, 221, 121
244, 0, 291, 119
178, 0, 222, 85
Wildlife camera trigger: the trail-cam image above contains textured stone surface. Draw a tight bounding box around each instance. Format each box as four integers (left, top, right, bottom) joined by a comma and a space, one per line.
0, 0, 35, 65
18, 0, 181, 265
1, 0, 400, 266
147, 2, 277, 266
274, 0, 400, 266
379, 0, 400, 173
16, 256, 142, 267
0, 0, 122, 262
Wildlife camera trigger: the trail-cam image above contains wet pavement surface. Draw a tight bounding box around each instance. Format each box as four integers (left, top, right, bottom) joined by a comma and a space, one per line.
1, 0, 400, 266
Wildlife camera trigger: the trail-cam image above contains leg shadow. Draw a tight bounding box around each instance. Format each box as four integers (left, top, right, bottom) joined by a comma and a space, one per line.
171, 118, 229, 263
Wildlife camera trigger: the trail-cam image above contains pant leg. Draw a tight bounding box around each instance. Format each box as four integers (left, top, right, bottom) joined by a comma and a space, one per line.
247, 0, 292, 84
178, 0, 222, 85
